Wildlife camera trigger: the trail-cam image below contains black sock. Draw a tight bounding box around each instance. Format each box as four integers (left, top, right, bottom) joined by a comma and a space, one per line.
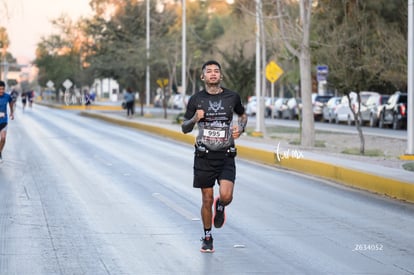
217, 200, 225, 211
204, 228, 212, 238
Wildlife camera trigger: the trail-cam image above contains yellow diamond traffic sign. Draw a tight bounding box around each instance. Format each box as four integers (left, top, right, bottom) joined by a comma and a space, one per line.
156, 78, 169, 88
266, 61, 284, 83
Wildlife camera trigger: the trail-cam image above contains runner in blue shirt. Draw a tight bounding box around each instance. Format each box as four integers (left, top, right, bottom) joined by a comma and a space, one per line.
0, 81, 15, 163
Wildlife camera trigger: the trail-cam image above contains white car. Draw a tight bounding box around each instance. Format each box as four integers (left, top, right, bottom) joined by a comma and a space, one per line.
245, 96, 257, 116
359, 94, 389, 127
245, 96, 273, 117
322, 96, 341, 123
333, 91, 379, 125
272, 97, 288, 118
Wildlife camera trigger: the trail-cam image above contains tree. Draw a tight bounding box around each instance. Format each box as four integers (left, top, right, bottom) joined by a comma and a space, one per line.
0, 26, 10, 79
220, 42, 255, 101
312, 0, 408, 154
276, 0, 315, 147
313, 0, 407, 93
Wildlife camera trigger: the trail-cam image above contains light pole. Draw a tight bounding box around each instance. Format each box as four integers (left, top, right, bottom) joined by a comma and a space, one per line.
407, 0, 414, 156
182, 0, 186, 96
253, 0, 264, 137
146, 0, 150, 106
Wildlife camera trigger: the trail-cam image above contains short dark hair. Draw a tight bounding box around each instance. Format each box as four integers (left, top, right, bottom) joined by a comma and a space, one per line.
202, 60, 221, 71
0, 80, 5, 87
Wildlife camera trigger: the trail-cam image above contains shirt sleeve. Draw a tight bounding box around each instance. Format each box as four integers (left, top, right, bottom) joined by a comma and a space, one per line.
234, 93, 245, 115
181, 95, 197, 134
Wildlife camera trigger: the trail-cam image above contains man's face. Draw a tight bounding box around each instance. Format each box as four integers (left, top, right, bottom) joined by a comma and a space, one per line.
0, 86, 5, 96
203, 64, 221, 85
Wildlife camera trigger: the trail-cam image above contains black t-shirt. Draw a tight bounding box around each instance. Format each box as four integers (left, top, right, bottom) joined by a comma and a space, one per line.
184, 88, 245, 151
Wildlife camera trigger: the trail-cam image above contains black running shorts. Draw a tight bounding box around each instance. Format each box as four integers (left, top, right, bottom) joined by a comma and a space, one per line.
193, 154, 236, 188
0, 123, 7, 132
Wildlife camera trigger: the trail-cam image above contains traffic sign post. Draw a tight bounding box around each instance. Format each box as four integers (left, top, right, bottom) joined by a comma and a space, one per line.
316, 65, 329, 95
63, 79, 73, 90
316, 65, 328, 81
265, 61, 284, 115
266, 61, 284, 84
156, 78, 169, 88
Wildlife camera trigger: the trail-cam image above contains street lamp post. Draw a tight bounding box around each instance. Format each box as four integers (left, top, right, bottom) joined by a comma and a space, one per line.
182, 0, 186, 96
407, 0, 414, 156
253, 0, 264, 137
146, 0, 150, 106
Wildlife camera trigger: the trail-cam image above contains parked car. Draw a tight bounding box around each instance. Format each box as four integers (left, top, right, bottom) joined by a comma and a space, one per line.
265, 97, 276, 118
245, 96, 274, 117
272, 97, 288, 118
322, 96, 341, 123
333, 91, 379, 125
167, 94, 189, 110
378, 91, 408, 130
281, 98, 302, 120
153, 93, 164, 108
333, 93, 356, 125
359, 94, 390, 127
353, 91, 380, 112
245, 96, 255, 116
313, 95, 333, 121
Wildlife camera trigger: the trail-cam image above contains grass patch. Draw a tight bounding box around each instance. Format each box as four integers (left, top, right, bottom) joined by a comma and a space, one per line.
315, 140, 326, 148
266, 126, 350, 136
246, 131, 264, 138
287, 139, 326, 147
341, 148, 384, 157
402, 162, 414, 172
289, 139, 301, 145
266, 126, 300, 134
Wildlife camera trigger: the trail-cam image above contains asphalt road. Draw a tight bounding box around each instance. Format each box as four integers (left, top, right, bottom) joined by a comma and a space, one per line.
0, 105, 413, 274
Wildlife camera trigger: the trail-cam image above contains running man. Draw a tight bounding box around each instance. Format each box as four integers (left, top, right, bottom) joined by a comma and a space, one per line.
0, 80, 15, 163
181, 60, 248, 253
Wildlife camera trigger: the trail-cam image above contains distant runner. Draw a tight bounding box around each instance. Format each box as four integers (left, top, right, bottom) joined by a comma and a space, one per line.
0, 81, 15, 163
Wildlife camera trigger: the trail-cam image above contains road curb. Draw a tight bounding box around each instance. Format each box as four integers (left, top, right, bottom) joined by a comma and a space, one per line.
36, 101, 123, 111
79, 111, 414, 203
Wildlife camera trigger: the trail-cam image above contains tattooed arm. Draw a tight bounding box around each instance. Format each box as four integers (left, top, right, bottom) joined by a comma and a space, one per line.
232, 113, 248, 139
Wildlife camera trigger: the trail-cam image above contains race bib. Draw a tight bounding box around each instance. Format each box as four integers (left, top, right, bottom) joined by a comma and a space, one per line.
203, 129, 226, 139
0, 112, 5, 118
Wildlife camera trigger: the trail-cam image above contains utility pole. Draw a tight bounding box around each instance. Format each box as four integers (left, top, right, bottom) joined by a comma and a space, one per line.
406, 0, 414, 156
253, 0, 264, 137
182, 0, 186, 97
146, 0, 150, 106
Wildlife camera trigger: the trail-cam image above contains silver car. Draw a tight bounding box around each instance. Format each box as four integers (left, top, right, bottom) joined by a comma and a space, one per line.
322, 96, 341, 123
333, 91, 379, 125
359, 94, 389, 127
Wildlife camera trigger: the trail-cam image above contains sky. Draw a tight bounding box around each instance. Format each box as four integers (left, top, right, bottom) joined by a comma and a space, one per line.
1, 0, 93, 64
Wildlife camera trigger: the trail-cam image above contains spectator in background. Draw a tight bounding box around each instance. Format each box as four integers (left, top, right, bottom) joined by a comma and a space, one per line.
84, 90, 92, 110
124, 88, 135, 118
0, 80, 14, 163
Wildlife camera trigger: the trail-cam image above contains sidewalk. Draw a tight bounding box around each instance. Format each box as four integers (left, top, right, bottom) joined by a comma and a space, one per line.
77, 108, 414, 204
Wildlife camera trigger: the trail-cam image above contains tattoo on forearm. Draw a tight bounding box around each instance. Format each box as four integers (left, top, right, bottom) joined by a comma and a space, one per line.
238, 114, 248, 131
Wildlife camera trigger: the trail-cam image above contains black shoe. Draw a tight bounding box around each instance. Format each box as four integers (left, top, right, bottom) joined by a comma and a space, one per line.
213, 197, 226, 228
200, 236, 214, 253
